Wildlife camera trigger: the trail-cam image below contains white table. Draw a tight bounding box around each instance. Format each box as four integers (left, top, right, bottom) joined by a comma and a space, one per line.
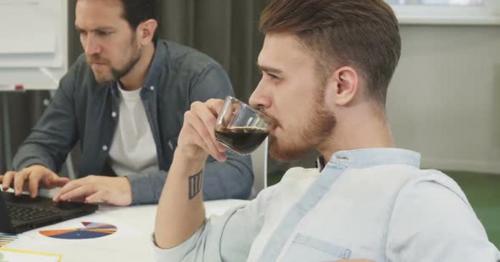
4, 199, 249, 261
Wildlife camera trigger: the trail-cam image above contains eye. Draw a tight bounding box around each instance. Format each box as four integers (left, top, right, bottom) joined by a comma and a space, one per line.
263, 71, 280, 81
268, 73, 279, 80
96, 30, 113, 37
78, 29, 88, 37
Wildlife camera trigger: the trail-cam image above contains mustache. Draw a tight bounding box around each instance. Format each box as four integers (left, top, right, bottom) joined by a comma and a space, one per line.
86, 55, 109, 65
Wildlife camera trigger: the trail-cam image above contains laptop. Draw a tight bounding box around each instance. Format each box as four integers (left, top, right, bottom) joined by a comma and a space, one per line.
0, 191, 98, 234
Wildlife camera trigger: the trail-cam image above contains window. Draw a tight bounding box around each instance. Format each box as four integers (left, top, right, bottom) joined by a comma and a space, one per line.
385, 0, 500, 25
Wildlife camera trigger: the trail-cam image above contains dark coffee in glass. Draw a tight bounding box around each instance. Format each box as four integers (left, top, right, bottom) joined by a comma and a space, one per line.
215, 96, 270, 155
215, 127, 268, 154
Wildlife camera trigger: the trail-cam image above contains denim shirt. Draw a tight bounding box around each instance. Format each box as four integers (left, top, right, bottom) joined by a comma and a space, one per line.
13, 40, 253, 204
154, 148, 500, 261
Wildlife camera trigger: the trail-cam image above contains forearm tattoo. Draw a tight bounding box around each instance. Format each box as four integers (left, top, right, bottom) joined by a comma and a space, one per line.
188, 171, 202, 200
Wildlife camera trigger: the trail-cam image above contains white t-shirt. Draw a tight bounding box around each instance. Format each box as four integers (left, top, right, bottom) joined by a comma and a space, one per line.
109, 85, 159, 177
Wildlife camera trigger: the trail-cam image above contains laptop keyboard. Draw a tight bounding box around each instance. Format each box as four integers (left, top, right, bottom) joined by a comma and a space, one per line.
6, 205, 59, 222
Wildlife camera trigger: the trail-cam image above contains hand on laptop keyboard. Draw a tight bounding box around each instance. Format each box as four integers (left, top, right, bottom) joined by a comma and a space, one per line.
1, 165, 70, 198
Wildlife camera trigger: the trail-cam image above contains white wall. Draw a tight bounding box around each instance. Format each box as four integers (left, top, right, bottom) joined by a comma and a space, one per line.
387, 25, 500, 173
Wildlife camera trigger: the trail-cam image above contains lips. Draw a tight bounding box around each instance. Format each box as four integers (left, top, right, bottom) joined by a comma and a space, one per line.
90, 62, 109, 70
90, 61, 107, 66
262, 113, 279, 130
87, 55, 108, 66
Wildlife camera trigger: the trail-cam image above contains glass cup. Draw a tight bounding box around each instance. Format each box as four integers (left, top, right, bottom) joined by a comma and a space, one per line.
215, 96, 270, 155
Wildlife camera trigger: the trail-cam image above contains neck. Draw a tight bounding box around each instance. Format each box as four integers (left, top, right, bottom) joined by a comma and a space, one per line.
317, 103, 394, 161
119, 43, 155, 91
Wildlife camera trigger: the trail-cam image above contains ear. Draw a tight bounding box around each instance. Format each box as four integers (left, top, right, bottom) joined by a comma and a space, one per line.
329, 66, 359, 106
137, 19, 158, 45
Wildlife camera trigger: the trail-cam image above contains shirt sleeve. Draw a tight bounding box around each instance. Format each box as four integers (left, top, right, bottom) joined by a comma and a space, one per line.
128, 150, 252, 205
153, 185, 277, 262
202, 151, 253, 200
386, 172, 500, 261
12, 66, 79, 172
188, 61, 254, 201
129, 58, 253, 204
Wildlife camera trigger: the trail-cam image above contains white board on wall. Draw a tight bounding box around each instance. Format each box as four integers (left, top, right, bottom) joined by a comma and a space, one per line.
0, 0, 68, 90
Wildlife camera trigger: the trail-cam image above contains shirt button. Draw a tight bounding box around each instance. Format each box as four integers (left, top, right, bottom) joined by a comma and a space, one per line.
111, 112, 117, 118
150, 86, 155, 91
102, 145, 108, 151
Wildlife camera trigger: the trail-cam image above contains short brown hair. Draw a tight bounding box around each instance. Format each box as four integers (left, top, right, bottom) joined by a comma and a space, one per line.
260, 0, 401, 104
77, 0, 159, 42
120, 0, 159, 42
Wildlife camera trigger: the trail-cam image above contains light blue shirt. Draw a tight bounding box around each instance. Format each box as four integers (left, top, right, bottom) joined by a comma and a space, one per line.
154, 148, 500, 261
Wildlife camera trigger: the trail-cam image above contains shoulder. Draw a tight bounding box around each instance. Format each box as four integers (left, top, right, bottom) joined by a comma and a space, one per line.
157, 40, 231, 98
158, 40, 225, 76
391, 169, 475, 228
394, 169, 470, 213
386, 170, 497, 260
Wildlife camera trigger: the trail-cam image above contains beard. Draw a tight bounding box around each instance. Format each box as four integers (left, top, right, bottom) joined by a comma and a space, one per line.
87, 40, 142, 84
111, 52, 141, 81
268, 86, 336, 161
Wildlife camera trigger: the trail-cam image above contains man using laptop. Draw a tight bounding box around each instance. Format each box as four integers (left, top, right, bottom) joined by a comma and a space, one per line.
0, 0, 253, 206
152, 0, 500, 261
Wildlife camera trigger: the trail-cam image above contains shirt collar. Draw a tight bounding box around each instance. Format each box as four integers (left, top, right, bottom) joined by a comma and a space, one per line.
321, 148, 421, 170
141, 40, 166, 93
111, 40, 166, 97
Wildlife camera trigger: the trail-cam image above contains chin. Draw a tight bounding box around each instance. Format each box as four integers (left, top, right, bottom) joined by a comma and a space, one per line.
93, 73, 114, 84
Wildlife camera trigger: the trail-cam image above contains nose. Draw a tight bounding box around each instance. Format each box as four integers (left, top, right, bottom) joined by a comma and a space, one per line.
83, 34, 101, 56
249, 79, 271, 110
